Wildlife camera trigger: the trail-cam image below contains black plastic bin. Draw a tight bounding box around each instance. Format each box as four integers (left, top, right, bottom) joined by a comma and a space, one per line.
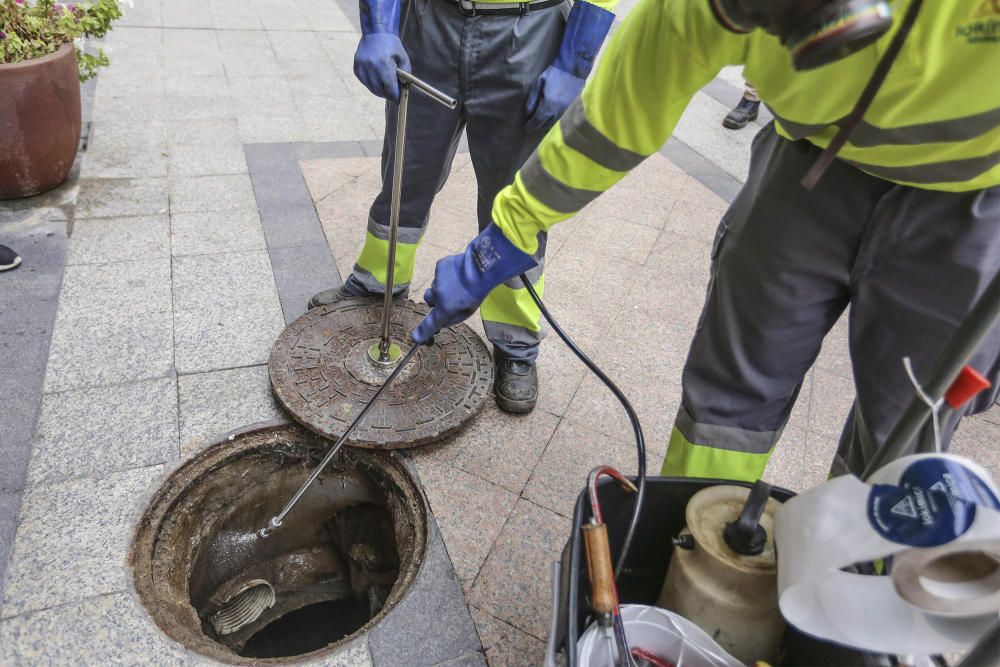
551, 475, 894, 666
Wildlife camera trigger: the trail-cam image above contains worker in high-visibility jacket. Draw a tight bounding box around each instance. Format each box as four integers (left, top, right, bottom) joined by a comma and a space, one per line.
411, 0, 1000, 479
308, 0, 616, 414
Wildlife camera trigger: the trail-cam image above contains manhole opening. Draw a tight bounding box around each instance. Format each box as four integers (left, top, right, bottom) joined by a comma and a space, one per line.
130, 424, 428, 664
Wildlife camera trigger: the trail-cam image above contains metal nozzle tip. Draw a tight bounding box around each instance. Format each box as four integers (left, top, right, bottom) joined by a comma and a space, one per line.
257, 528, 271, 539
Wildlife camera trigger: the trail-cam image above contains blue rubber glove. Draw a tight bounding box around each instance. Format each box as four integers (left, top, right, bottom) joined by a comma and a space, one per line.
354, 0, 411, 101
412, 224, 537, 344
525, 0, 614, 132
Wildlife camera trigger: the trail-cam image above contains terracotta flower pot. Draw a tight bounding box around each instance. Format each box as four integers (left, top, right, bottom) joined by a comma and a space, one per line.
0, 43, 82, 200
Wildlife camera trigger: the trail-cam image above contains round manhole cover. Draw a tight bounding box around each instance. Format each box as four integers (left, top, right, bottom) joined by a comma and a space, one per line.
268, 298, 493, 449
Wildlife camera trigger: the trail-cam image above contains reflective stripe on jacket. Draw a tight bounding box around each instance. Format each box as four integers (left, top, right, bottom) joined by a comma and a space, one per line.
492, 0, 1000, 254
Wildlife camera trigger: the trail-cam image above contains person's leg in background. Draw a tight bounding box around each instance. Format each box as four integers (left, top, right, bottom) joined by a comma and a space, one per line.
0, 244, 21, 271
723, 81, 760, 130
832, 185, 1000, 477
662, 126, 894, 481
309, 0, 465, 308
462, 5, 566, 413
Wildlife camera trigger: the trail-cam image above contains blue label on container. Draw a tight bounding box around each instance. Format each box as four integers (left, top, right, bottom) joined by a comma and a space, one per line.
867, 458, 999, 548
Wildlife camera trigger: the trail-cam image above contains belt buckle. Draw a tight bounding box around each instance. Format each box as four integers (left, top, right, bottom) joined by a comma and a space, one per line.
518, 1, 529, 13
458, 0, 477, 15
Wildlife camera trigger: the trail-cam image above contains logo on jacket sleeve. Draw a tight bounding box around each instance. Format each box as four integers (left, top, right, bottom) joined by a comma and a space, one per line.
957, 0, 1000, 43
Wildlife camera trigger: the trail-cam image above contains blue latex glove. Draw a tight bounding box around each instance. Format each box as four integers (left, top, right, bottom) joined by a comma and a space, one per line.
354, 0, 411, 101
525, 0, 614, 132
412, 224, 537, 344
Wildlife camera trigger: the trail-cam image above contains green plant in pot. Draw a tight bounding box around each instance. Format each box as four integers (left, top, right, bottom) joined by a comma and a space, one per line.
0, 0, 122, 199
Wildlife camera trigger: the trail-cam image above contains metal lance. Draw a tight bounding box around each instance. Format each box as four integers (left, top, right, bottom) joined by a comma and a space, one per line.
369, 70, 457, 366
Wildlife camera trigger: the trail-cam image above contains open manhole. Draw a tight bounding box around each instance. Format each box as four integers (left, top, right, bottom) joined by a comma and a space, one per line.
130, 423, 428, 663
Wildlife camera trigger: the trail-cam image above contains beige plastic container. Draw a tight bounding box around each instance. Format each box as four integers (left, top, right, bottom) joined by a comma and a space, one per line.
657, 485, 785, 664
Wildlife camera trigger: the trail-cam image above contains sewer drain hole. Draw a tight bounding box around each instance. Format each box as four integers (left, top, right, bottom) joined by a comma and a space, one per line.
196, 503, 400, 659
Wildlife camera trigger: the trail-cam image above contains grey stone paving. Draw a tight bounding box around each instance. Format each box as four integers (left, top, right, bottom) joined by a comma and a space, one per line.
1, 0, 998, 664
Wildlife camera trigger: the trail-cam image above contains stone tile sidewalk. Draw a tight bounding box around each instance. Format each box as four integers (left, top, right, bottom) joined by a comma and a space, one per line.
1, 0, 998, 664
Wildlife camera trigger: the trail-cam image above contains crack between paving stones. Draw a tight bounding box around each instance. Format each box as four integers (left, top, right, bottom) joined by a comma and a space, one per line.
0, 589, 125, 623
24, 458, 169, 493
431, 650, 488, 666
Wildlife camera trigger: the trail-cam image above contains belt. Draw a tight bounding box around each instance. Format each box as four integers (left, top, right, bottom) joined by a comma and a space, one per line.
440, 0, 563, 16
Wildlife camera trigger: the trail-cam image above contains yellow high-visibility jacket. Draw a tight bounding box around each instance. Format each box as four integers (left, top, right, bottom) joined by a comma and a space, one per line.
492, 0, 1000, 254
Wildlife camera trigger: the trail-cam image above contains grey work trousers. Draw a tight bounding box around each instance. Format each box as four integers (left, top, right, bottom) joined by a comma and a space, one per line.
344, 0, 565, 362
673, 123, 1000, 479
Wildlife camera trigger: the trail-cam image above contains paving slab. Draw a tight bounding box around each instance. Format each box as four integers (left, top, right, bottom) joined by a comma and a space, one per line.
413, 460, 518, 591
0, 217, 69, 492
557, 211, 660, 266
660, 174, 731, 242
177, 365, 287, 455
1, 465, 165, 619
0, 593, 197, 665
66, 214, 170, 265
27, 379, 178, 487
0, 492, 20, 609
44, 307, 174, 393
577, 153, 683, 231
168, 143, 249, 177
761, 425, 809, 493
808, 369, 856, 441
268, 243, 343, 324
173, 298, 285, 374
170, 207, 266, 256
166, 94, 236, 120
83, 131, 169, 179
524, 418, 651, 519
410, 404, 560, 495
471, 607, 547, 667
168, 174, 257, 213
57, 258, 172, 318
467, 499, 569, 641
950, 415, 1000, 480
534, 337, 588, 418
367, 521, 482, 667
74, 178, 169, 219
814, 311, 852, 380
166, 118, 241, 146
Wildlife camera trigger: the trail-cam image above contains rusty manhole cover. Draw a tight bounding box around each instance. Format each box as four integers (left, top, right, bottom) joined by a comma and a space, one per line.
268, 298, 493, 449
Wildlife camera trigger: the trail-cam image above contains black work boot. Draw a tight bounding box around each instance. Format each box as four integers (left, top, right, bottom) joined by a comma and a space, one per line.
307, 285, 361, 310
493, 351, 538, 414
722, 97, 760, 130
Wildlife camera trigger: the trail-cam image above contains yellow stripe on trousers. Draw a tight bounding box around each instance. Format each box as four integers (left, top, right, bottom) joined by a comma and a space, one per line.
661, 426, 772, 482
355, 231, 419, 287
480, 275, 545, 332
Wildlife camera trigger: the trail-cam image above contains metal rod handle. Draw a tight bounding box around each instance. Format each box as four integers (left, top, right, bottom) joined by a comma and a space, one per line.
378, 82, 410, 359
259, 343, 423, 537
376, 71, 456, 362
396, 68, 457, 109
862, 272, 1000, 479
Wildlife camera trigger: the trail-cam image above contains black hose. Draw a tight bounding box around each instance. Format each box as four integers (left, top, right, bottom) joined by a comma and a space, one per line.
520, 274, 647, 579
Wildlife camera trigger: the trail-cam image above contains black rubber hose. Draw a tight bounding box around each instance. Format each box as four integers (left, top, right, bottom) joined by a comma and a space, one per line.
520, 274, 647, 579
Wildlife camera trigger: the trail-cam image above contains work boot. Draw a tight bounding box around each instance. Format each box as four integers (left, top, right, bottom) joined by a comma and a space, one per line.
722, 97, 760, 130
308, 285, 361, 310
493, 351, 538, 414
0, 244, 21, 272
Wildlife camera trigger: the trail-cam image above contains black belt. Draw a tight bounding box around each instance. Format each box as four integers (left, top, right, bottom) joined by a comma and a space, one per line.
441, 0, 563, 16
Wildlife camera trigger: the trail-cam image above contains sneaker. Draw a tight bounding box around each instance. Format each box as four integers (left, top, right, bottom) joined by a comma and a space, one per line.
722, 98, 760, 130
0, 244, 21, 272
493, 352, 538, 414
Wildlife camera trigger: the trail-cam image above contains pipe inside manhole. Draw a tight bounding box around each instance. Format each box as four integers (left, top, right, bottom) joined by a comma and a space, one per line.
130, 423, 428, 663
